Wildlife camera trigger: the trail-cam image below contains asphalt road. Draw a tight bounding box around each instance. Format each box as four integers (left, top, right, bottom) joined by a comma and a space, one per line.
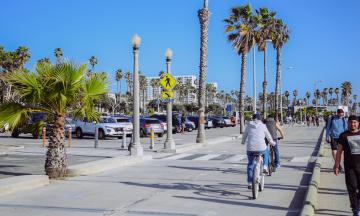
0, 125, 322, 216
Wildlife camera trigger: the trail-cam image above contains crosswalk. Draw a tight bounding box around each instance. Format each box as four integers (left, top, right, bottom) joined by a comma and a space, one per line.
160, 153, 247, 162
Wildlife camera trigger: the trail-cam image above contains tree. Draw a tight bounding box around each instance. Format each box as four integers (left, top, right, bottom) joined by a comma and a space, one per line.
125, 71, 132, 94
206, 83, 217, 106
284, 91, 290, 107
255, 7, 276, 117
196, 0, 210, 142
314, 89, 321, 108
341, 81, 352, 106
272, 18, 290, 121
335, 87, 340, 105
89, 56, 97, 77
293, 90, 298, 106
0, 61, 108, 178
224, 4, 257, 133
150, 78, 160, 111
115, 69, 123, 105
38, 58, 51, 64
158, 70, 165, 78
322, 88, 328, 105
329, 87, 334, 101
54, 48, 63, 64
139, 73, 147, 114
306, 91, 311, 106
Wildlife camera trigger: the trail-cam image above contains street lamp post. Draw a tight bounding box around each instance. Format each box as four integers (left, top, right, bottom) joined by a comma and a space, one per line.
314, 80, 323, 115
164, 48, 176, 151
130, 34, 143, 156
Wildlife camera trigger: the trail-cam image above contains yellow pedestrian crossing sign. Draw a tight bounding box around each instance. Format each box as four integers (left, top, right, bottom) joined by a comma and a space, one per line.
159, 73, 176, 90
161, 90, 174, 99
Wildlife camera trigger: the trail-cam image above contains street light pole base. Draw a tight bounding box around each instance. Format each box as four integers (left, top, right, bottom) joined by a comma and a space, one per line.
164, 138, 176, 150
130, 145, 143, 156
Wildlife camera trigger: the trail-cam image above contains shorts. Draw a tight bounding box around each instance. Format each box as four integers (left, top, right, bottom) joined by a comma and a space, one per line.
330, 138, 340, 150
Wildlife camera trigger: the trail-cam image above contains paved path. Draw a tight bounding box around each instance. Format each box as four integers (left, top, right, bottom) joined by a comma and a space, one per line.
316, 144, 352, 216
0, 125, 322, 216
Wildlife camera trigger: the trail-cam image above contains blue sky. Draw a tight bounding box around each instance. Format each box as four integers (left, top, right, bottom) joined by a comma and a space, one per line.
1, 0, 359, 101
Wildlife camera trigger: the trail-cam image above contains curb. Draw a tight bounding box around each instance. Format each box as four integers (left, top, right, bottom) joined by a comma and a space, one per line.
0, 175, 49, 196
300, 128, 325, 216
66, 155, 152, 177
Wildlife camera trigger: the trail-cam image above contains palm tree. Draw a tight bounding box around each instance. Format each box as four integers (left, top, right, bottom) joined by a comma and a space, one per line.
272, 18, 290, 121
315, 89, 321, 108
255, 7, 276, 118
0, 61, 108, 178
341, 81, 352, 106
335, 87, 340, 105
37, 58, 51, 64
158, 70, 166, 78
150, 78, 160, 112
139, 73, 147, 114
125, 71, 132, 94
54, 48, 63, 64
89, 56, 97, 77
306, 91, 311, 106
329, 87, 334, 101
196, 0, 210, 142
224, 4, 257, 133
284, 91, 290, 107
322, 88, 328, 106
115, 69, 123, 104
206, 83, 217, 106
293, 90, 298, 106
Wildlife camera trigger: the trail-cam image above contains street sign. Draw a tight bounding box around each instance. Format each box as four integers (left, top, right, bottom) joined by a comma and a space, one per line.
159, 73, 176, 90
161, 90, 174, 99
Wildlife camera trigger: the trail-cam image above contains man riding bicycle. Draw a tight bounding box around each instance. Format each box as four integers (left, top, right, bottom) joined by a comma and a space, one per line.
242, 114, 275, 189
264, 114, 285, 170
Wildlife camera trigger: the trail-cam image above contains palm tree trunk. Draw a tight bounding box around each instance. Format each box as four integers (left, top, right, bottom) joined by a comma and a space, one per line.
119, 81, 122, 104
274, 47, 281, 121
45, 115, 67, 178
239, 50, 247, 134
262, 46, 268, 118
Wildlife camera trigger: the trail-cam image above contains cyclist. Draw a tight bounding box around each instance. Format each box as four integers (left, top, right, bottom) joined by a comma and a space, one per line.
264, 114, 285, 170
242, 114, 275, 189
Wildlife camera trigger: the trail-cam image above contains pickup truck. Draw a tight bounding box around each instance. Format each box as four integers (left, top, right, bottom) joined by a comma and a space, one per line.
75, 116, 133, 139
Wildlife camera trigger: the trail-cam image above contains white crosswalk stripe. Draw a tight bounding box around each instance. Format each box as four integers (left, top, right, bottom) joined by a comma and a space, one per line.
193, 154, 221, 161
163, 153, 192, 160
224, 154, 247, 162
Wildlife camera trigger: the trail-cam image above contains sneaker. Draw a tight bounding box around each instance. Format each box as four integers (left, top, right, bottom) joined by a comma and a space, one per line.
263, 166, 269, 174
247, 183, 252, 189
276, 164, 281, 168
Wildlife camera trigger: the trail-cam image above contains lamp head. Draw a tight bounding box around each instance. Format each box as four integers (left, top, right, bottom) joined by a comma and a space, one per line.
131, 34, 141, 48
165, 48, 173, 60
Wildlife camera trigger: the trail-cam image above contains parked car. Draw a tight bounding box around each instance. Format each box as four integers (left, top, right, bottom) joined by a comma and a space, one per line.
140, 118, 164, 137
65, 118, 76, 134
150, 114, 179, 133
209, 116, 226, 128
75, 116, 133, 139
11, 112, 48, 138
223, 116, 236, 127
187, 116, 213, 129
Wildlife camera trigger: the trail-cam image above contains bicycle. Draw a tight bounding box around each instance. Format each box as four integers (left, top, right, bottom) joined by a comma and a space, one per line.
268, 137, 283, 176
252, 153, 265, 199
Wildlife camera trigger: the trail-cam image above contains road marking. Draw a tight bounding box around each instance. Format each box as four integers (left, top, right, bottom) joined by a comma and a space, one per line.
224, 154, 247, 162
163, 153, 192, 160
210, 154, 236, 161
193, 154, 222, 161
178, 154, 207, 160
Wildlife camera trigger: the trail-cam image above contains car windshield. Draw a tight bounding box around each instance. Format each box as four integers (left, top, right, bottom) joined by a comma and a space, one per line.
100, 118, 116, 123
145, 119, 160, 124
116, 118, 130, 123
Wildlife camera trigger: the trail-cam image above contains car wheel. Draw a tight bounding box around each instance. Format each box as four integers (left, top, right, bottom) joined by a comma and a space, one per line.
98, 129, 105, 140
11, 130, 20, 138
75, 128, 83, 139
187, 127, 193, 132
158, 133, 164, 138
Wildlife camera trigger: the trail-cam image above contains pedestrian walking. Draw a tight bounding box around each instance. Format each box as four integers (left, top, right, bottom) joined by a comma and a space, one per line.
181, 113, 186, 134
334, 115, 360, 216
326, 109, 348, 167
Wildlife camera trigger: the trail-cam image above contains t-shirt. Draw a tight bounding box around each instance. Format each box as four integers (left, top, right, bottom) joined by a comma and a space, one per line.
338, 130, 360, 169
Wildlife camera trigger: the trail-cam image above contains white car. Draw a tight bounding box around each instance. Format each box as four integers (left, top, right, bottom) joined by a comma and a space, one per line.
75, 116, 133, 139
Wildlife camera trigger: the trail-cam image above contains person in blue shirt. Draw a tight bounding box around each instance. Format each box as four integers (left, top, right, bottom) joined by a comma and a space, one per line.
326, 109, 348, 169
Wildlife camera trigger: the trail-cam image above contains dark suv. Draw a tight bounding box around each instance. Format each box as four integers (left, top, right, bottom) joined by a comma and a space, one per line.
11, 112, 48, 138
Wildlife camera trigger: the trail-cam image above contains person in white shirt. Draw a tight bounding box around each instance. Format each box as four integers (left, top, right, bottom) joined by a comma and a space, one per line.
242, 114, 275, 189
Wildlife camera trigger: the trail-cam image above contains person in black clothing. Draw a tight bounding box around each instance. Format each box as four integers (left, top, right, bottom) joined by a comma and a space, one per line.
334, 115, 360, 216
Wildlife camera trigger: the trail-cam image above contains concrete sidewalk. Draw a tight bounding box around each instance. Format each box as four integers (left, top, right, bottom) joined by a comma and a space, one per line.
316, 144, 351, 216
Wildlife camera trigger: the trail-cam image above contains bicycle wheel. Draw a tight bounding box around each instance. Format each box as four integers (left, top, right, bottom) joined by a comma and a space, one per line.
270, 145, 275, 174
252, 162, 259, 199
259, 173, 265, 191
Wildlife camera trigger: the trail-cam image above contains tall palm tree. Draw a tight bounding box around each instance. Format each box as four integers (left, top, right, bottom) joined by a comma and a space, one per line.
89, 56, 97, 77
224, 4, 257, 133
284, 91, 290, 107
115, 69, 123, 104
322, 88, 328, 105
272, 18, 290, 121
196, 0, 210, 143
341, 81, 352, 106
335, 87, 340, 105
255, 7, 276, 118
315, 89, 321, 108
328, 87, 334, 101
293, 90, 298, 106
206, 83, 217, 106
37, 58, 51, 64
125, 71, 132, 94
139, 73, 147, 114
54, 48, 63, 64
306, 91, 311, 106
0, 61, 108, 178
